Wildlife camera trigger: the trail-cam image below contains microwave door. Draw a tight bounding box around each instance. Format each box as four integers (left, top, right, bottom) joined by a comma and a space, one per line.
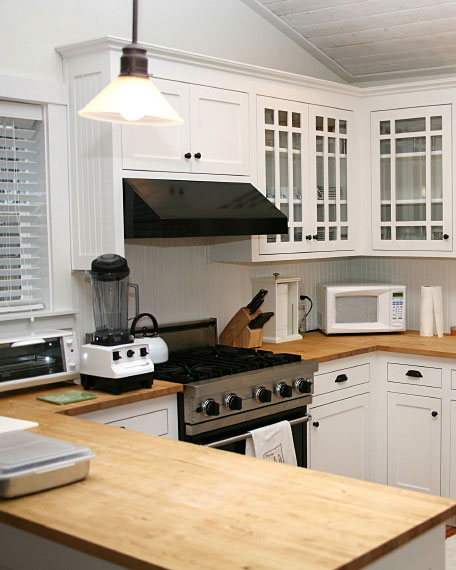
331, 289, 391, 333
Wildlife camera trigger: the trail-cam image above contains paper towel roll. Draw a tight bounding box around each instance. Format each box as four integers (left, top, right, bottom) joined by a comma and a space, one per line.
432, 286, 444, 338
420, 285, 443, 337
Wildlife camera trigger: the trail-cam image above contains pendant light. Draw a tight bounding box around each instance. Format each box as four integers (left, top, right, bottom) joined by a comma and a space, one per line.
78, 0, 184, 126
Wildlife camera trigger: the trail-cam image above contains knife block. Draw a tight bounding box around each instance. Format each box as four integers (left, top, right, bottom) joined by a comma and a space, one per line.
219, 307, 263, 349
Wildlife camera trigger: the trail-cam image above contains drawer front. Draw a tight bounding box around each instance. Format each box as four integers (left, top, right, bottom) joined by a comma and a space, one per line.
314, 363, 370, 396
106, 409, 169, 436
387, 363, 442, 388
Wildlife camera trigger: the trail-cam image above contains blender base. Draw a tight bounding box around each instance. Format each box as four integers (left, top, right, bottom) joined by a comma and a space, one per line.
80, 372, 154, 395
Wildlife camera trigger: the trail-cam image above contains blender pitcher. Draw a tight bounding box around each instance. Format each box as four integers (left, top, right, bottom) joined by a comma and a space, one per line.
88, 254, 131, 346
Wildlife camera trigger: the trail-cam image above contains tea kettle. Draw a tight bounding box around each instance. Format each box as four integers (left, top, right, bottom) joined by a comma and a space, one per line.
130, 313, 169, 364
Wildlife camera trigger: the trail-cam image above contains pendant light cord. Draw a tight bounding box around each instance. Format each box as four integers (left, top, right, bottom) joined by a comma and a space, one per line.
132, 0, 138, 44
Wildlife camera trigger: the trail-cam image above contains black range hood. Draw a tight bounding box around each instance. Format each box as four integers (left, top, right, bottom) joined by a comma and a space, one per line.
123, 178, 288, 238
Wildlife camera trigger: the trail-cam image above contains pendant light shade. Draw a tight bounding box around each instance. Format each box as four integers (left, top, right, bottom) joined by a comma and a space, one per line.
78, 1, 184, 126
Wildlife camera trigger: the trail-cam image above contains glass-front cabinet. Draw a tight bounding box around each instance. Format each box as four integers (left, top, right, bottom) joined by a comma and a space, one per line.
371, 105, 452, 251
257, 96, 354, 255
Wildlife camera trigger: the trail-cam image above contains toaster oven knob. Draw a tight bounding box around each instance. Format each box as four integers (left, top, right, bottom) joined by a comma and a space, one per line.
255, 387, 272, 404
294, 378, 313, 394
126, 349, 135, 358
202, 399, 220, 417
225, 393, 242, 411
276, 382, 292, 399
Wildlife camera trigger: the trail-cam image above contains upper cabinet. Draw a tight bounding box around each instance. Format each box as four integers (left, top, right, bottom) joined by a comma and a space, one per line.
122, 79, 250, 176
371, 105, 452, 252
255, 96, 354, 258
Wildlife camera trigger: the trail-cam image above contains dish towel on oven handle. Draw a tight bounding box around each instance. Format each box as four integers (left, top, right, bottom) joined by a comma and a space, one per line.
245, 420, 297, 466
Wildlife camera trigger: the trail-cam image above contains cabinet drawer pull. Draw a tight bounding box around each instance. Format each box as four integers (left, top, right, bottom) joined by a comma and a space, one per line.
335, 374, 348, 383
406, 370, 423, 378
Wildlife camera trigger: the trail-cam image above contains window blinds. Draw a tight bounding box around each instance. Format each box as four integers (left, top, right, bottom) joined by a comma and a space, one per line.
0, 109, 46, 312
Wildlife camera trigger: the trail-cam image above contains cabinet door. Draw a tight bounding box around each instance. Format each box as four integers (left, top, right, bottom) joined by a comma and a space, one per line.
371, 105, 452, 251
449, 400, 456, 499
257, 96, 311, 255
308, 393, 370, 480
308, 106, 354, 252
189, 85, 249, 176
387, 392, 441, 494
121, 78, 192, 172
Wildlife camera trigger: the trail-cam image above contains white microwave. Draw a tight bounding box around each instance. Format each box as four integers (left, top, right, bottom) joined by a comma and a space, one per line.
316, 283, 406, 335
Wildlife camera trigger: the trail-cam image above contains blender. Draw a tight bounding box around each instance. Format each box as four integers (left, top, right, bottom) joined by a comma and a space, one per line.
79, 254, 154, 394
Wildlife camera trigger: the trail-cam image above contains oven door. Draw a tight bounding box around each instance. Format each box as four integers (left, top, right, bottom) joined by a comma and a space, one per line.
185, 406, 308, 467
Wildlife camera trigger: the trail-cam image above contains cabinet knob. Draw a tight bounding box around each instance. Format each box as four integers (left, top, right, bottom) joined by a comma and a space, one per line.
312, 421, 320, 428
312, 234, 318, 240
444, 234, 450, 240
431, 411, 438, 417
194, 152, 202, 159
305, 235, 312, 241
184, 152, 191, 159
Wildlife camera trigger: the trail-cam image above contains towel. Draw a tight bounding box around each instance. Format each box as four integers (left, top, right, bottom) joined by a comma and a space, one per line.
245, 420, 297, 465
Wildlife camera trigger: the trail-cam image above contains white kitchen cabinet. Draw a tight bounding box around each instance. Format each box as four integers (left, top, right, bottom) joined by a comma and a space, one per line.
76, 394, 178, 439
122, 80, 250, 176
371, 105, 452, 252
308, 393, 370, 480
256, 97, 354, 257
308, 358, 371, 480
387, 392, 441, 495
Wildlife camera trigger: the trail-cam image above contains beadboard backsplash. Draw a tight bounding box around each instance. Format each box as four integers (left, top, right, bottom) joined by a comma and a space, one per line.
75, 242, 456, 342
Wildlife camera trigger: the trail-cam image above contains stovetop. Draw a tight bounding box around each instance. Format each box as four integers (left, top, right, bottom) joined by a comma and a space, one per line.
154, 344, 301, 384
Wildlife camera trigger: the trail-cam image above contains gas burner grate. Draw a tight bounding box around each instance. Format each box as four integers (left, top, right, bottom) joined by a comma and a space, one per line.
154, 345, 301, 383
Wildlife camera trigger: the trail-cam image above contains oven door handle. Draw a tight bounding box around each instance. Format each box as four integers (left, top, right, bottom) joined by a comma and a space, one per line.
205, 414, 312, 449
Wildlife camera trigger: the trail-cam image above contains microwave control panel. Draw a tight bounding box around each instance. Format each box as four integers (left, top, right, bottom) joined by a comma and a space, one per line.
391, 290, 405, 327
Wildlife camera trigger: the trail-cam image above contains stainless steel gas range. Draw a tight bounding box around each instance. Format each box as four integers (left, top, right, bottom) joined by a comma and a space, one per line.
155, 319, 318, 467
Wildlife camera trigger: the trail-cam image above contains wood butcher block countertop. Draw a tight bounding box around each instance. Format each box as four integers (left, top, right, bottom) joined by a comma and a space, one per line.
261, 329, 456, 362
0, 335, 456, 569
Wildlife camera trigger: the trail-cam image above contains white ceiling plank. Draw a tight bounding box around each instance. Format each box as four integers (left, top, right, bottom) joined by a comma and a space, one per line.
295, 4, 456, 38
282, 0, 456, 28
265, 0, 367, 16
311, 17, 456, 49
324, 30, 456, 59
347, 55, 456, 74
340, 46, 456, 68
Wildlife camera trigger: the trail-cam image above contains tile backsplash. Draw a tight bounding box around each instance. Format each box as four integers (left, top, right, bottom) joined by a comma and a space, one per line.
75, 242, 456, 341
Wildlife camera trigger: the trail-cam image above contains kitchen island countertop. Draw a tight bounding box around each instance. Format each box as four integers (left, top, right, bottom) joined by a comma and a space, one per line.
0, 365, 455, 569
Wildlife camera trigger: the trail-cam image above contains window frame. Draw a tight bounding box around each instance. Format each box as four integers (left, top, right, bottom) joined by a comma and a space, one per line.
0, 75, 74, 321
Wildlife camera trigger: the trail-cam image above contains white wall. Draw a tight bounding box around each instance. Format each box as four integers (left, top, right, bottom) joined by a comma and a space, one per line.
124, 242, 456, 337
0, 0, 344, 84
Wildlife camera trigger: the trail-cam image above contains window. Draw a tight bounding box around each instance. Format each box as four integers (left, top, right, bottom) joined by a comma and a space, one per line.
0, 102, 47, 313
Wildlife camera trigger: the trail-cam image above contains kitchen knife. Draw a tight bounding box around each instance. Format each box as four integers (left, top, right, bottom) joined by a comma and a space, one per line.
248, 289, 268, 314
246, 289, 268, 314
248, 312, 274, 329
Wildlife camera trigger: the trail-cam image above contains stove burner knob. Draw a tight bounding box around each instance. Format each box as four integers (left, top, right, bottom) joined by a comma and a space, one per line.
276, 382, 293, 399
225, 393, 242, 411
126, 349, 135, 358
294, 378, 313, 394
202, 399, 220, 417
255, 387, 272, 404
